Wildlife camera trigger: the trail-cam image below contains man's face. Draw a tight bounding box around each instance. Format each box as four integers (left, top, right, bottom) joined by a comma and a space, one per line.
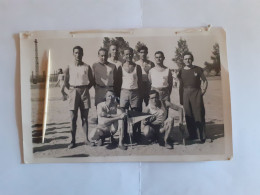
98, 50, 108, 64
73, 49, 83, 62
155, 53, 164, 65
124, 49, 133, 62
106, 91, 115, 104
149, 93, 159, 106
139, 49, 147, 60
183, 55, 193, 66
109, 45, 117, 57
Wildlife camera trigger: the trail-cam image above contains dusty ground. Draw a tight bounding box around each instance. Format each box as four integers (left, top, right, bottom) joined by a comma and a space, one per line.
31, 77, 224, 158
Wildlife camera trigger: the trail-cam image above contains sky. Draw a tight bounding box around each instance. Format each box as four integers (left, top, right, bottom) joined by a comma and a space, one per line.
26, 34, 219, 75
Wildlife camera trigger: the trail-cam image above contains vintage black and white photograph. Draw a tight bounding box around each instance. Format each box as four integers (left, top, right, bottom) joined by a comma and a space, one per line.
20, 28, 232, 163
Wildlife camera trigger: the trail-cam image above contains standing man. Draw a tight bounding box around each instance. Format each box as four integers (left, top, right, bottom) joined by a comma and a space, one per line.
135, 45, 155, 106
178, 52, 208, 143
63, 46, 94, 149
117, 47, 143, 143
149, 51, 183, 120
93, 48, 117, 107
108, 44, 122, 68
55, 68, 68, 100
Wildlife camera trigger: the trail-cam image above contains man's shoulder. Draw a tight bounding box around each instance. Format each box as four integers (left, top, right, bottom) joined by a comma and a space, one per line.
82, 63, 91, 68
97, 101, 106, 110
107, 62, 116, 69
147, 60, 155, 66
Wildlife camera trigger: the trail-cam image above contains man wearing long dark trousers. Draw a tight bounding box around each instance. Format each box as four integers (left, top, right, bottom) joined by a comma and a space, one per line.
63, 46, 94, 149
178, 52, 208, 143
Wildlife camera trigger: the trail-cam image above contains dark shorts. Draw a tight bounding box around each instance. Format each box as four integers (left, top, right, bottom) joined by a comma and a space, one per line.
68, 87, 90, 110
151, 87, 170, 102
95, 85, 114, 106
120, 88, 141, 109
142, 81, 151, 104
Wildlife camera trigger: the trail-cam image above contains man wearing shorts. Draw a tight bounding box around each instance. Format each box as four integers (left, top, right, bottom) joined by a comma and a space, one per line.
178, 52, 208, 142
89, 90, 127, 150
93, 48, 117, 107
63, 46, 94, 149
143, 90, 175, 149
148, 51, 183, 119
135, 45, 155, 106
117, 47, 142, 142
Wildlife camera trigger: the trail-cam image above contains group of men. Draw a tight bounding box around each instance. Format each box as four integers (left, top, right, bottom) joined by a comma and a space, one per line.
59, 43, 207, 150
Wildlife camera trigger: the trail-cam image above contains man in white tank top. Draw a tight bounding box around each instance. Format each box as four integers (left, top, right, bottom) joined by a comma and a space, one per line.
107, 44, 122, 69
148, 51, 184, 132
135, 45, 155, 106
116, 47, 143, 145
63, 46, 94, 149
93, 48, 117, 107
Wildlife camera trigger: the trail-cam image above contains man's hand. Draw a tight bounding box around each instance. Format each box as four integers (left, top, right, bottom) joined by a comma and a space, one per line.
201, 88, 206, 96
149, 115, 156, 122
120, 113, 127, 120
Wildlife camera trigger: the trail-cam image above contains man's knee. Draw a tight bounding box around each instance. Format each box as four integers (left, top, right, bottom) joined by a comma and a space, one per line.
143, 125, 152, 137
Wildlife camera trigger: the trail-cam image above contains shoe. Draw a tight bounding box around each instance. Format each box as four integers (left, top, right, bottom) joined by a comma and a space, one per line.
97, 139, 104, 146
84, 140, 93, 146
165, 142, 173, 149
110, 136, 117, 145
68, 142, 76, 149
118, 144, 127, 150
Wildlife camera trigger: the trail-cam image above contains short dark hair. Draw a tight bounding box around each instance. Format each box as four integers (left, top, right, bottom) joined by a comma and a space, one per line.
149, 90, 159, 98
106, 90, 115, 95
73, 46, 83, 54
58, 68, 63, 73
182, 52, 194, 61
98, 48, 108, 55
154, 51, 165, 58
124, 47, 134, 54
137, 45, 148, 53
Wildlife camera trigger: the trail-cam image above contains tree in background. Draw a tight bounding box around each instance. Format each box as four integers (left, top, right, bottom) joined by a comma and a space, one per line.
172, 38, 190, 69
103, 37, 129, 61
134, 41, 148, 61
204, 43, 221, 76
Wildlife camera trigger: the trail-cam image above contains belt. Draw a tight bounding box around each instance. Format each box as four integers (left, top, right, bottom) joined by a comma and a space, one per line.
70, 85, 88, 88
184, 86, 200, 89
152, 86, 169, 91
96, 85, 114, 88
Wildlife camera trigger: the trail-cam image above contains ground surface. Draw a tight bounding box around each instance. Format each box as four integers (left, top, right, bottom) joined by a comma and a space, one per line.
31, 77, 224, 158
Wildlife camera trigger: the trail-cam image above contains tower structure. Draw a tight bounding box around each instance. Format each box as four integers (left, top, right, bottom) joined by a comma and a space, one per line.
33, 39, 39, 84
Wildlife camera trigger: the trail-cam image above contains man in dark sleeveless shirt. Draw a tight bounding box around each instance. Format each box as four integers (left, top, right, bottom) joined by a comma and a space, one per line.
178, 52, 208, 143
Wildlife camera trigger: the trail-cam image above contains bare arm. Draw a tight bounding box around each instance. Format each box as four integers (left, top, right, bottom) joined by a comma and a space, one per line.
63, 66, 70, 90
98, 107, 126, 126
168, 69, 173, 95
200, 68, 208, 95
88, 66, 94, 89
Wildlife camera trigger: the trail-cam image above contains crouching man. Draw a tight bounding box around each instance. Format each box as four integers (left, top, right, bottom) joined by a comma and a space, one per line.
143, 90, 182, 149
89, 90, 127, 150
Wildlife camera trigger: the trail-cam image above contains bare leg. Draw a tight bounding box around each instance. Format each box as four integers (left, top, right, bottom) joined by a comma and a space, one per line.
68, 110, 77, 148
80, 108, 91, 145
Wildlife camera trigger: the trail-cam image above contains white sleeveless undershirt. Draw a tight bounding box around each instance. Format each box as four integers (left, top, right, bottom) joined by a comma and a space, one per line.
69, 63, 90, 86
150, 67, 169, 88
121, 65, 138, 89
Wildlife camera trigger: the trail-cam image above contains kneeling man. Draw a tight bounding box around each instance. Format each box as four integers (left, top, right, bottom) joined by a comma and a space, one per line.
143, 90, 180, 149
90, 90, 127, 150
